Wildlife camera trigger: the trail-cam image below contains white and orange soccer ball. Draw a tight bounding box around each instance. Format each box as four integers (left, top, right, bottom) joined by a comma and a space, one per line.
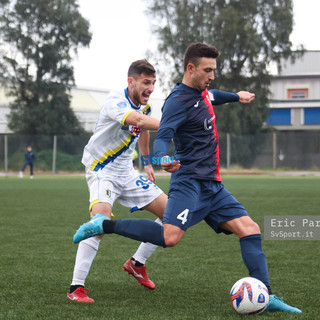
230, 277, 269, 315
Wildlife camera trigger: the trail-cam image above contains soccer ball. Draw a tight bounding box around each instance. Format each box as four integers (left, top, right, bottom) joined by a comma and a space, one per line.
230, 277, 269, 315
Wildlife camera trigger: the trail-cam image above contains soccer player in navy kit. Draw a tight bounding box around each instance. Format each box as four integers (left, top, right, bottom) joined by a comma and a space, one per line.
19, 146, 35, 179
73, 43, 301, 313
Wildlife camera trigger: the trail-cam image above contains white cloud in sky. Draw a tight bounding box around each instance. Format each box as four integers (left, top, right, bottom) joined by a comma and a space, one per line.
73, 0, 320, 97
74, 0, 156, 93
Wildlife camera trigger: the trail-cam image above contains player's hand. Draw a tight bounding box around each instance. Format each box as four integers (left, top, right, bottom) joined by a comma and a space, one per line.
144, 164, 156, 183
237, 91, 255, 104
161, 156, 181, 173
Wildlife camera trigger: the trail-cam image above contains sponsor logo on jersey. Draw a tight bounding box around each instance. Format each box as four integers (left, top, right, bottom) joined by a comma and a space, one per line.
117, 102, 127, 108
121, 125, 141, 135
130, 126, 141, 135
105, 189, 111, 197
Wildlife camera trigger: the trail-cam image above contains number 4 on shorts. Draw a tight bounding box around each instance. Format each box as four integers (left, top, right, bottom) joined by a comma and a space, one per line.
177, 209, 189, 225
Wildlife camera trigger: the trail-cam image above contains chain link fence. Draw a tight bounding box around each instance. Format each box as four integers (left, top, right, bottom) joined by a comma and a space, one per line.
0, 133, 91, 174
217, 131, 320, 170
0, 131, 319, 174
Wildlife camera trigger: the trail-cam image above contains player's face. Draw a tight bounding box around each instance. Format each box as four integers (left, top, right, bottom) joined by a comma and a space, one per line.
128, 73, 156, 106
190, 57, 216, 92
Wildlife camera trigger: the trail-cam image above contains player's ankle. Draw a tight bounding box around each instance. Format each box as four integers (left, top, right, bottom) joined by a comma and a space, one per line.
102, 220, 116, 233
69, 285, 84, 293
132, 257, 144, 267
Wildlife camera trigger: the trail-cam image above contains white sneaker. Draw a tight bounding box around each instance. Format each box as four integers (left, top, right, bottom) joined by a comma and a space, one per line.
19, 171, 23, 178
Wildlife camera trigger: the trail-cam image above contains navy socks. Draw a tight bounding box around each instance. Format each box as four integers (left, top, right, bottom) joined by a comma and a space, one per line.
240, 234, 270, 289
103, 219, 166, 247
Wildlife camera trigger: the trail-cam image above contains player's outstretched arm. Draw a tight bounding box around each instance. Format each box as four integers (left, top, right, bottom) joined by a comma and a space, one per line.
209, 89, 255, 105
237, 91, 255, 104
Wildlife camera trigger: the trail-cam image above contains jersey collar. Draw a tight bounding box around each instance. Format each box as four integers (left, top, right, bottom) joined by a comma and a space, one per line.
124, 88, 140, 110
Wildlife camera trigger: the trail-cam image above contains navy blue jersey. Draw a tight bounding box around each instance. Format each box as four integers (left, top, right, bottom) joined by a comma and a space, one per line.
154, 83, 239, 181
25, 151, 35, 163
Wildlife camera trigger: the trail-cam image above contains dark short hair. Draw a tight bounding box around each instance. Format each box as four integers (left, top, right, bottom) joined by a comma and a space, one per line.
128, 59, 156, 77
183, 42, 220, 71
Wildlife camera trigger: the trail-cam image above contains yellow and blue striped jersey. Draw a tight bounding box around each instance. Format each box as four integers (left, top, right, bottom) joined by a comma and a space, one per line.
82, 89, 151, 174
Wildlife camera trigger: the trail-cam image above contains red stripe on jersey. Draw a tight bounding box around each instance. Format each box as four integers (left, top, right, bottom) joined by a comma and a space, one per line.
202, 89, 221, 181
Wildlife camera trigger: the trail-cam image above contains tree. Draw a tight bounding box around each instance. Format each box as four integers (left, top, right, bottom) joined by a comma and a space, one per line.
145, 0, 303, 135
0, 0, 91, 134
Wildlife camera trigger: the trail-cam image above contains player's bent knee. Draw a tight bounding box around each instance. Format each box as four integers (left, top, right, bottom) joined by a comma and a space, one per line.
163, 224, 185, 247
223, 217, 261, 238
163, 234, 181, 247
251, 221, 261, 235
241, 219, 261, 236
164, 238, 178, 247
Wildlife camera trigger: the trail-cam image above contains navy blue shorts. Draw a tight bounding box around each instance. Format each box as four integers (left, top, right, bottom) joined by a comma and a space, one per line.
162, 177, 248, 233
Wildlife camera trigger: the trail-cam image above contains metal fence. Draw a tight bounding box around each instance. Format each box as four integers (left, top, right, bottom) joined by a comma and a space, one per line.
0, 133, 91, 174
217, 131, 320, 170
0, 131, 319, 174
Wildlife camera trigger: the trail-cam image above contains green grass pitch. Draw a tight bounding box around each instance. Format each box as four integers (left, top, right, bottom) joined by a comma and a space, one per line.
0, 175, 319, 319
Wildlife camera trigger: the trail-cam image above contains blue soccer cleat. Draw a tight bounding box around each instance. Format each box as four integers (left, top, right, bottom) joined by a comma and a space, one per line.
266, 294, 302, 313
73, 214, 110, 243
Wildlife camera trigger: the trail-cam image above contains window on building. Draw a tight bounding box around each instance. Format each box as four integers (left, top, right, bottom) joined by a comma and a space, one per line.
304, 108, 320, 125
266, 108, 291, 125
287, 88, 308, 99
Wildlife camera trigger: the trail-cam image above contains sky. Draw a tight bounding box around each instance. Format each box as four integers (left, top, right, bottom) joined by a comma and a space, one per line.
73, 0, 320, 98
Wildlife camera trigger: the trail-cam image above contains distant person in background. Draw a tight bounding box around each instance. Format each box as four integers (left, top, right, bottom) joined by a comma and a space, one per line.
19, 146, 35, 179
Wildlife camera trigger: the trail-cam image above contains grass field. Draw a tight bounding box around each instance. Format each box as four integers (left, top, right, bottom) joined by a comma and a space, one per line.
0, 175, 319, 319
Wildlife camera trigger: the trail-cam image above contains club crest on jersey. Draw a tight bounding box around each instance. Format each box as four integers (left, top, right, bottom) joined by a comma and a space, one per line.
117, 102, 127, 108
105, 189, 111, 197
204, 115, 215, 130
